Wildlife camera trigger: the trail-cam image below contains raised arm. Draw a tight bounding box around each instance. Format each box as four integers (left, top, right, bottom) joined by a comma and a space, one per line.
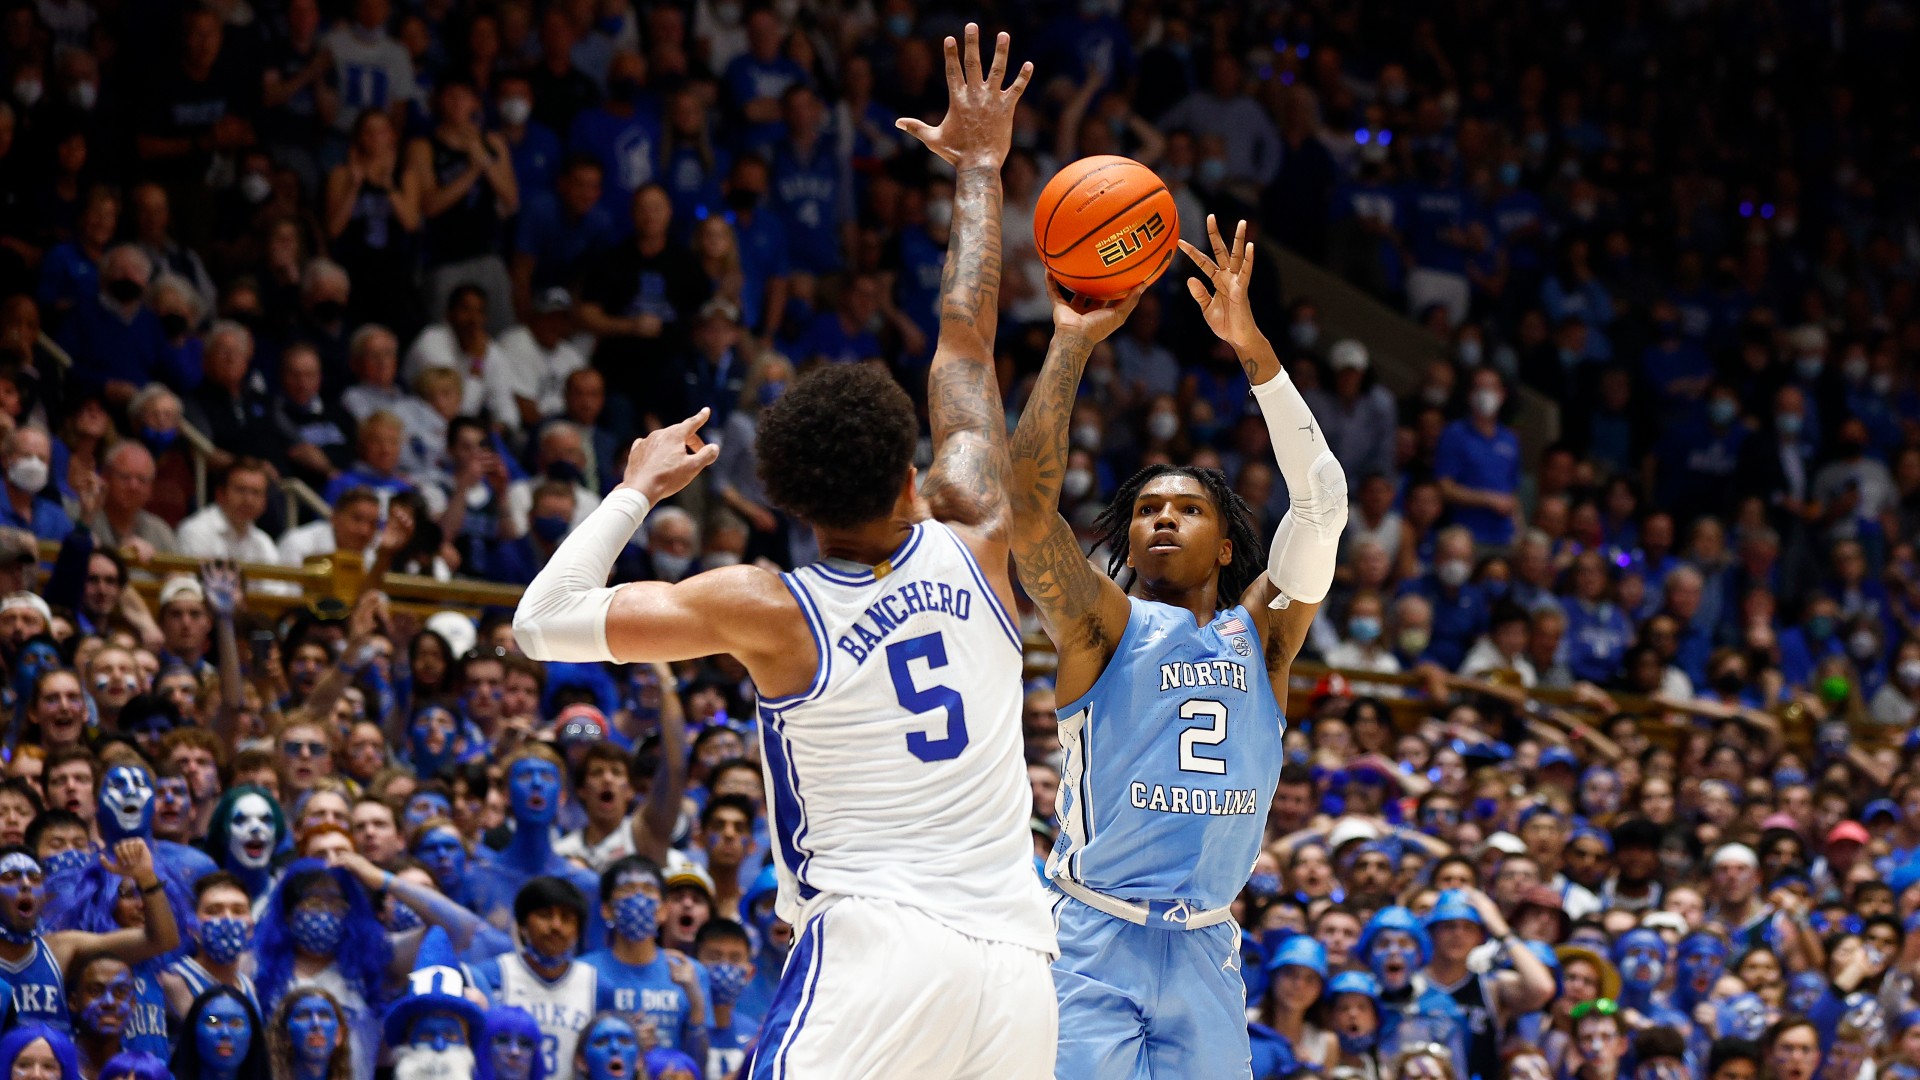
1008, 284, 1141, 701
1181, 217, 1347, 679
515, 412, 814, 697
48, 840, 180, 968
895, 25, 1031, 542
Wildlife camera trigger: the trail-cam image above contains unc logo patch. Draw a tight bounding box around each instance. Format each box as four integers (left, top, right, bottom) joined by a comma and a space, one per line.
1232, 636, 1252, 656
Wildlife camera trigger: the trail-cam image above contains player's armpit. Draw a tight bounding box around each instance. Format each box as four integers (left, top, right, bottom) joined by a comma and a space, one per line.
1241, 575, 1319, 680
1012, 515, 1130, 697
604, 566, 814, 691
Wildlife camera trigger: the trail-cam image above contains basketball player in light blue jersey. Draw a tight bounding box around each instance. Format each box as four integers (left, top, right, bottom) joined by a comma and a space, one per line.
1010, 216, 1348, 1079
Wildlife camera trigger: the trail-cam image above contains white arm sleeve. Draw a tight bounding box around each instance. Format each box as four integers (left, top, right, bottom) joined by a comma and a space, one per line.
1250, 371, 1348, 609
512, 488, 651, 663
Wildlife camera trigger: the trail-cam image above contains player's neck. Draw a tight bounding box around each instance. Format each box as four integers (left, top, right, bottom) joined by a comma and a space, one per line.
1132, 578, 1221, 627
815, 517, 914, 569
611, 934, 656, 966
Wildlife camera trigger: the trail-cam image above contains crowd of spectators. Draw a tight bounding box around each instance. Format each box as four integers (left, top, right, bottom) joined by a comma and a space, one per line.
0, 0, 1914, 1079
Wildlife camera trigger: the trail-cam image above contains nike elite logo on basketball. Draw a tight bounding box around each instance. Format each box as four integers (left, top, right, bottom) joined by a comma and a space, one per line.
1097, 212, 1167, 266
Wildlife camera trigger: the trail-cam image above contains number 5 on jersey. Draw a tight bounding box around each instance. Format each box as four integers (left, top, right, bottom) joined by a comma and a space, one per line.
887, 632, 971, 762
1179, 699, 1229, 775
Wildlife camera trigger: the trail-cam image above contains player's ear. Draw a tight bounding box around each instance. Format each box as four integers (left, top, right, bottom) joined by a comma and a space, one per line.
1218, 538, 1233, 568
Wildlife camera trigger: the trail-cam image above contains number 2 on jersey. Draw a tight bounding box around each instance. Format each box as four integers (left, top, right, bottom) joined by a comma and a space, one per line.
887, 632, 970, 762
1178, 699, 1229, 774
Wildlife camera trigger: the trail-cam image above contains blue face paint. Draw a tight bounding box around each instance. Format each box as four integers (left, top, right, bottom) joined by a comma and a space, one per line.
200, 916, 252, 964
581, 1017, 639, 1080
198, 996, 253, 1073
611, 892, 659, 943
491, 1031, 538, 1080
409, 709, 458, 773
1368, 932, 1420, 991
707, 961, 751, 1006
1616, 929, 1668, 989
415, 829, 468, 890
1786, 971, 1828, 1014
509, 760, 561, 826
404, 793, 452, 831
0, 851, 44, 942
1677, 937, 1728, 1001
79, 968, 134, 1035
290, 907, 346, 955
410, 1012, 468, 1052
287, 993, 340, 1064
1246, 872, 1281, 898
98, 765, 156, 844
41, 845, 92, 878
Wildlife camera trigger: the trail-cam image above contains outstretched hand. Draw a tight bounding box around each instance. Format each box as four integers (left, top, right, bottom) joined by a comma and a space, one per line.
620, 409, 722, 505
103, 838, 158, 886
895, 24, 1032, 169
200, 559, 242, 619
1179, 215, 1261, 353
1047, 275, 1149, 345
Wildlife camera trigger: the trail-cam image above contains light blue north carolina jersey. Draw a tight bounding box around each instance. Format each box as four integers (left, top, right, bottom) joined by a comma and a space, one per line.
1048, 598, 1285, 911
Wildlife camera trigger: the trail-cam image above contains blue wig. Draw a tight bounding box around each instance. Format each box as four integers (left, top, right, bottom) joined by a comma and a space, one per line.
0, 1023, 82, 1080
41, 858, 197, 971
480, 1005, 549, 1080
253, 859, 393, 1015
99, 1051, 172, 1080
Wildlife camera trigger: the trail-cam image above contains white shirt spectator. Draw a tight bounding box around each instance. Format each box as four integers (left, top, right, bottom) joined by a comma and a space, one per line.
178, 505, 299, 595
1322, 639, 1402, 697
405, 324, 516, 426
324, 22, 416, 133
1345, 508, 1404, 562
278, 518, 453, 581
495, 326, 588, 428
341, 383, 408, 423
394, 396, 451, 484
1460, 635, 1538, 687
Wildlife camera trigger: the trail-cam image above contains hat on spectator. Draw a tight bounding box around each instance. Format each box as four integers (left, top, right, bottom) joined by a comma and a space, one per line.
425, 611, 478, 659
555, 704, 607, 746
1537, 746, 1579, 771
665, 863, 716, 899
1553, 945, 1622, 1000
0, 591, 49, 624
0, 527, 36, 565
1864, 799, 1901, 824
698, 297, 742, 324
1759, 813, 1801, 834
1327, 818, 1379, 855
1265, 935, 1328, 979
157, 575, 204, 609
1568, 824, 1612, 853
1639, 911, 1688, 937
1328, 340, 1369, 372
1310, 672, 1352, 704
1481, 832, 1528, 856
1710, 843, 1758, 869
534, 287, 574, 314
1828, 821, 1870, 846
1424, 890, 1483, 931
382, 925, 487, 1047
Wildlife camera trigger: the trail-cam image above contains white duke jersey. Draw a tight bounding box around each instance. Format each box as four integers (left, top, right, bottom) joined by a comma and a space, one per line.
757, 520, 1056, 955
486, 954, 597, 1080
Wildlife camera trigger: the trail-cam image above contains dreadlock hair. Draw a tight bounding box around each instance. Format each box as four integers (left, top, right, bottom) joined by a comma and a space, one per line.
1091, 465, 1266, 605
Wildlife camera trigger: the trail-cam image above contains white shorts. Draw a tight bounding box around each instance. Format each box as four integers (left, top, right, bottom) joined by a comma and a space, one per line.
745, 895, 1058, 1080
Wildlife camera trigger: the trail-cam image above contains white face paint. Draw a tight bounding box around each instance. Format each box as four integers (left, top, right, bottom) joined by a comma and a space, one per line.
229, 793, 276, 869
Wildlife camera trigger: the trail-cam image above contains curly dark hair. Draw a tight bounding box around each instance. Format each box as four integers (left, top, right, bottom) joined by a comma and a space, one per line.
1091, 464, 1265, 606
756, 364, 918, 530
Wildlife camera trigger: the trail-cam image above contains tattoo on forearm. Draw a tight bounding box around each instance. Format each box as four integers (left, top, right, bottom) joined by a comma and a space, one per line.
1010, 332, 1094, 511
924, 166, 1012, 528
939, 165, 1004, 339
1012, 520, 1109, 651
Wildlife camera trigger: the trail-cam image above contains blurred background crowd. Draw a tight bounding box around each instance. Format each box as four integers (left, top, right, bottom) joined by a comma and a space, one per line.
0, 0, 1916, 1078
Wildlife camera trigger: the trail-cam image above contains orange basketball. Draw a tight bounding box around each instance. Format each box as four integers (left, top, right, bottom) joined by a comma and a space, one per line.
1033, 155, 1179, 300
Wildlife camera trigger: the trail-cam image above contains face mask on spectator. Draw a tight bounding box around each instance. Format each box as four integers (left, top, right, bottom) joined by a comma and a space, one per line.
1899, 659, 1920, 687
925, 199, 953, 230
1147, 413, 1179, 442
1498, 162, 1521, 187
12, 78, 38, 106
1457, 340, 1483, 367
1063, 468, 1093, 500
1071, 423, 1102, 452
1289, 320, 1319, 348
499, 97, 532, 126
1873, 372, 1895, 395
160, 313, 190, 338
69, 82, 96, 111
530, 516, 569, 544
1849, 630, 1877, 660
106, 277, 144, 305
1471, 389, 1502, 417
1708, 398, 1738, 426
1197, 159, 1227, 187
1437, 560, 1470, 588
311, 299, 346, 323
1349, 616, 1381, 643
1843, 355, 1869, 382
653, 552, 693, 580
1795, 355, 1822, 381
1399, 627, 1430, 654
7, 455, 47, 494
1776, 412, 1803, 437
240, 172, 273, 204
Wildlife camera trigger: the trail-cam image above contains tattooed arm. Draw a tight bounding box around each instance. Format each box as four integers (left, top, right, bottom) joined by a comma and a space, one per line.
897, 25, 1031, 544
1009, 282, 1145, 702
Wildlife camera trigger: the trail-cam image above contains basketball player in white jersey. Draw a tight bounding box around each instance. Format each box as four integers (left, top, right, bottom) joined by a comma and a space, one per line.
512, 25, 1056, 1080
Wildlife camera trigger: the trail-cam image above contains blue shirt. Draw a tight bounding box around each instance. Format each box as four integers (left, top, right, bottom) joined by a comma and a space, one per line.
661, 144, 729, 243
568, 104, 663, 218
723, 54, 807, 150
508, 121, 564, 204
1563, 599, 1634, 683
728, 209, 790, 334
891, 225, 945, 361
0, 486, 73, 542
1, 937, 68, 1032
35, 242, 99, 313
56, 295, 182, 395
708, 1013, 755, 1080
797, 312, 880, 366
514, 192, 619, 290
1398, 574, 1489, 672
579, 949, 709, 1053
1434, 420, 1521, 546
323, 466, 415, 506
1050, 599, 1284, 910
1406, 181, 1475, 274
770, 139, 843, 274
